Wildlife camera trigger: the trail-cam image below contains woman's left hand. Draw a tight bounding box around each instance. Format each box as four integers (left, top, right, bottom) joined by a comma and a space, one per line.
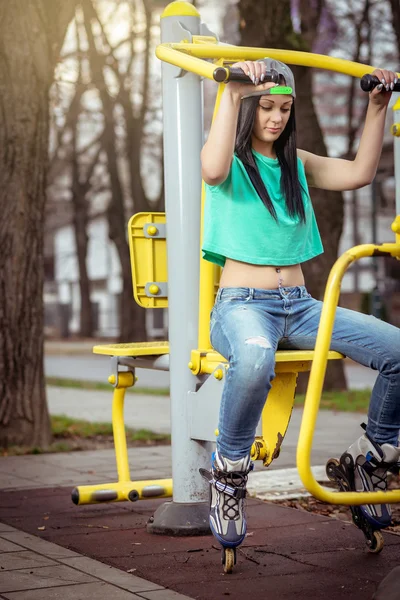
369, 68, 398, 108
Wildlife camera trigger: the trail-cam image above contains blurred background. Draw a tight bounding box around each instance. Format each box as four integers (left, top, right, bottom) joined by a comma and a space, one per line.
44, 0, 400, 344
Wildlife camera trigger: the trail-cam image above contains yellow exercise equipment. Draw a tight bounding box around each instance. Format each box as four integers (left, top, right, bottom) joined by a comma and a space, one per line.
72, 3, 400, 523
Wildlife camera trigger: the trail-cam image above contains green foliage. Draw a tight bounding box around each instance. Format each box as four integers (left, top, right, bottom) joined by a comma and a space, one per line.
295, 388, 371, 412
50, 414, 169, 443
51, 414, 113, 437
46, 377, 170, 396
1, 415, 170, 456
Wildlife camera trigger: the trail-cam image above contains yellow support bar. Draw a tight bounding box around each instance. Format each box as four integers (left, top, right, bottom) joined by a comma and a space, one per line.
297, 241, 400, 505
156, 43, 220, 80
73, 479, 173, 505
156, 42, 400, 81
260, 372, 298, 466
198, 76, 226, 350
72, 368, 173, 505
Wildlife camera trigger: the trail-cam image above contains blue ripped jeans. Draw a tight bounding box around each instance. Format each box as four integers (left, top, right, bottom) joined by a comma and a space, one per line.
210, 286, 400, 461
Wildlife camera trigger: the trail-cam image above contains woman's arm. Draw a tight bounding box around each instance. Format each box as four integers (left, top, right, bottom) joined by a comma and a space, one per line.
201, 61, 274, 185
201, 90, 241, 186
298, 68, 397, 191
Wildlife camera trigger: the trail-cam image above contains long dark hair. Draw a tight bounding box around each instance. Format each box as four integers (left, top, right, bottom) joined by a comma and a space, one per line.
235, 97, 306, 223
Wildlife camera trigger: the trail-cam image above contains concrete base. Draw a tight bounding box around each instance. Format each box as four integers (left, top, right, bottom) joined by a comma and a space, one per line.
147, 501, 211, 536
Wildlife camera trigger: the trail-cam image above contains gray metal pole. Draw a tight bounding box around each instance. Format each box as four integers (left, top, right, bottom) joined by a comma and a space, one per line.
148, 2, 211, 535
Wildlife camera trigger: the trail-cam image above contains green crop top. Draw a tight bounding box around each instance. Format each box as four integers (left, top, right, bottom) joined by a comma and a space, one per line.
202, 150, 323, 267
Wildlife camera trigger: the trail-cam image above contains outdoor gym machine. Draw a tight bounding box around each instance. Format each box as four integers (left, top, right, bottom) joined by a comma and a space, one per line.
71, 0, 400, 549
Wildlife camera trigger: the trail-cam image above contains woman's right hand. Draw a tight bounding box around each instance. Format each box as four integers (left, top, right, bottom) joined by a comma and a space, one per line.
225, 60, 278, 98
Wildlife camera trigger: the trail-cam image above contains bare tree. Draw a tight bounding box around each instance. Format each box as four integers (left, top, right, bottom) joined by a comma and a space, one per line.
342, 1, 372, 158
49, 0, 163, 342
70, 94, 99, 338
0, 1, 77, 447
388, 0, 400, 59
65, 13, 105, 338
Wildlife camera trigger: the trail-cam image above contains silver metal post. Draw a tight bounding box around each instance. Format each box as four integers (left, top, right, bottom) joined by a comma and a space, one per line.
148, 1, 211, 535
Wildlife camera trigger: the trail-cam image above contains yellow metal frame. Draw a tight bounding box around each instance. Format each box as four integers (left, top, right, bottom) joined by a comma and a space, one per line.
80, 34, 400, 507
72, 372, 172, 505
297, 243, 400, 504
78, 342, 344, 504
189, 348, 342, 467
156, 41, 400, 84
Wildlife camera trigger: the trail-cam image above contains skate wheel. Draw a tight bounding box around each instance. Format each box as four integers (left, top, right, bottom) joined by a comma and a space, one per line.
326, 458, 339, 481
223, 548, 235, 574
367, 530, 384, 554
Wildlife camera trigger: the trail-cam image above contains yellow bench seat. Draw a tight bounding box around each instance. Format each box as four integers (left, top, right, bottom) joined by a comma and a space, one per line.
93, 341, 343, 364
93, 341, 170, 357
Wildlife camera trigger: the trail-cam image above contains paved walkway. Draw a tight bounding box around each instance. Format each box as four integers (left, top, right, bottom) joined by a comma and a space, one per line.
0, 446, 190, 599
0, 343, 396, 598
1, 452, 400, 599
0, 521, 185, 599
2, 431, 400, 598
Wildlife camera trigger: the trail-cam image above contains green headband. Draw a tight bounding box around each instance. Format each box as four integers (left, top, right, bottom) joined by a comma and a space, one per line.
268, 85, 293, 95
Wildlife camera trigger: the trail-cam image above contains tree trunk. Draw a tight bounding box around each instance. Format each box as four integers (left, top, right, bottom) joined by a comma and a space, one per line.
72, 182, 94, 338
70, 30, 94, 339
0, 1, 77, 447
389, 0, 400, 60
238, 0, 347, 390
70, 94, 94, 339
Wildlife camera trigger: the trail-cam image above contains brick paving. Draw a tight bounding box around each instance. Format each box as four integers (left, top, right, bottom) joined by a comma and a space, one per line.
1, 485, 400, 599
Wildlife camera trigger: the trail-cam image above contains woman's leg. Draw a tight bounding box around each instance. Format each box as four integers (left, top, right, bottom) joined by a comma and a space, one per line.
211, 289, 284, 460
283, 297, 400, 445
282, 295, 400, 529
205, 287, 284, 548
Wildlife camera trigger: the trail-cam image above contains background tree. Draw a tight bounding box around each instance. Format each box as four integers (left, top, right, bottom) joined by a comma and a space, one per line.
48, 0, 163, 342
389, 0, 400, 58
0, 1, 77, 447
237, 0, 347, 389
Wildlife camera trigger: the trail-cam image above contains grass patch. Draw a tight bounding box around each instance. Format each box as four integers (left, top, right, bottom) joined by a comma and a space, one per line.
2, 414, 170, 456
46, 377, 371, 413
46, 376, 169, 396
294, 388, 371, 412
51, 414, 168, 443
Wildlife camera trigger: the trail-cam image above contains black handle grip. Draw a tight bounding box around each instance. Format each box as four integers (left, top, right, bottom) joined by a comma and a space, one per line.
360, 73, 400, 92
213, 66, 280, 84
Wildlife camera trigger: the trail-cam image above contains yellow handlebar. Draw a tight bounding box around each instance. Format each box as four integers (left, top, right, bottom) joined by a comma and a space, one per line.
297, 241, 400, 505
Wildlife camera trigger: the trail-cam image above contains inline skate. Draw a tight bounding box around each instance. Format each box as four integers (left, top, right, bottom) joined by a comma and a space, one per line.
200, 449, 253, 573
326, 425, 400, 553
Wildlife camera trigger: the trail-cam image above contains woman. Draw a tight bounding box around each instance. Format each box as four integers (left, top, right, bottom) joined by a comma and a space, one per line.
200, 58, 400, 552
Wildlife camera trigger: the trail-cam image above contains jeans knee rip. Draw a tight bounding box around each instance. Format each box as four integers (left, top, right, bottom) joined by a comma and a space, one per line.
244, 336, 272, 349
